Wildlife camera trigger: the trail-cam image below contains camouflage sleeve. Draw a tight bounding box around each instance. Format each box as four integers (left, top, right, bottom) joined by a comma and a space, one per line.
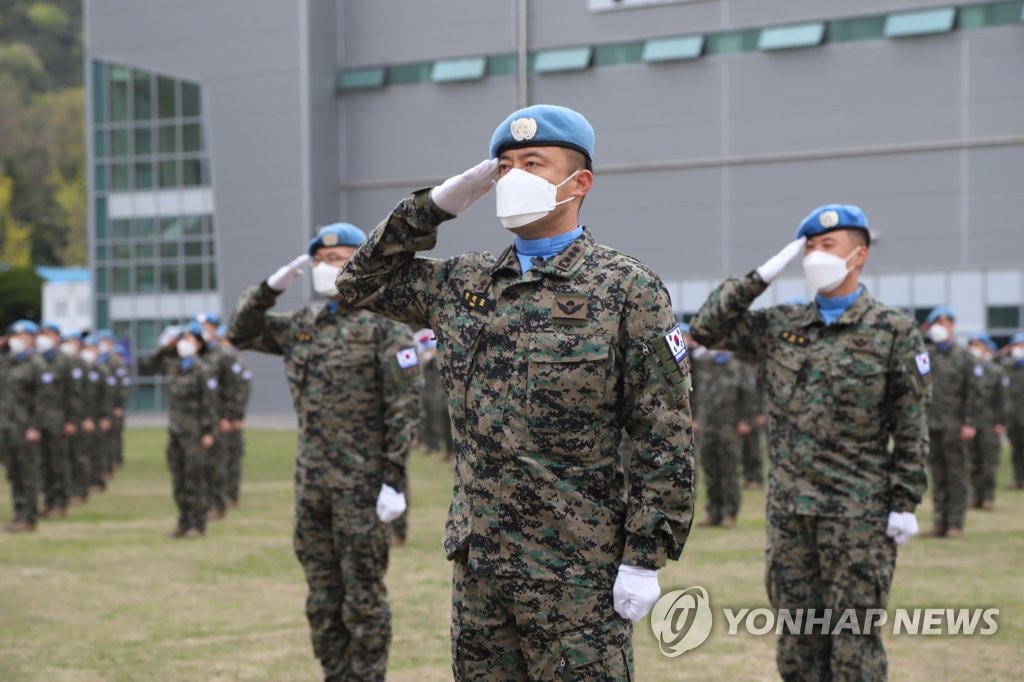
220, 353, 246, 421
995, 366, 1010, 426
227, 283, 294, 356
689, 271, 773, 363
962, 362, 984, 427
738, 365, 760, 423
620, 277, 695, 570
335, 189, 452, 330
199, 362, 219, 436
376, 320, 422, 490
885, 324, 931, 513
63, 356, 86, 424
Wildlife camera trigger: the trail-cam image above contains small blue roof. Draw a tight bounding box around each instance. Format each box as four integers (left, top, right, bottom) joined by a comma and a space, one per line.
35, 266, 90, 284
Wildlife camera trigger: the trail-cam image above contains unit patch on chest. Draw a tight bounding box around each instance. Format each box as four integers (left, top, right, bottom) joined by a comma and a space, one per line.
552, 293, 589, 324
295, 330, 312, 343
780, 330, 810, 347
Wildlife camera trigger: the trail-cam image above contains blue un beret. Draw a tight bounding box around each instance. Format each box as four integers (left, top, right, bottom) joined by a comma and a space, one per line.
925, 306, 956, 324
489, 104, 595, 164
796, 204, 870, 245
196, 311, 220, 326
40, 320, 61, 334
307, 223, 366, 256
1011, 331, 1024, 345
7, 319, 39, 335
184, 320, 205, 339
96, 329, 115, 342
968, 332, 996, 351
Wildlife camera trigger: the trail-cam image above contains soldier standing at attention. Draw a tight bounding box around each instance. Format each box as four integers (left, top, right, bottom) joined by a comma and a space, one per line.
690, 204, 930, 681
229, 222, 421, 682
335, 104, 694, 680
415, 328, 453, 461
2, 321, 43, 533
36, 321, 84, 519
921, 307, 982, 538
81, 335, 114, 495
1004, 331, 1024, 489
62, 331, 97, 507
216, 325, 252, 509
740, 359, 767, 490
97, 330, 128, 475
965, 333, 1008, 510
194, 312, 234, 521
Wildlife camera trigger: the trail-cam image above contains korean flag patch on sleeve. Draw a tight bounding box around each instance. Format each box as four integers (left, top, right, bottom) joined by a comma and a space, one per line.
396, 347, 419, 370
914, 352, 931, 377
207, 377, 219, 391
664, 324, 688, 362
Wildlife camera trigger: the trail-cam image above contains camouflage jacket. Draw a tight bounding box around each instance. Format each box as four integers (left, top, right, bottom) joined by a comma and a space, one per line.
972, 359, 1010, 429
228, 284, 421, 492
334, 189, 695, 585
155, 348, 219, 437
35, 349, 87, 430
926, 342, 983, 431
1002, 356, 1024, 428
690, 273, 930, 518
694, 355, 759, 430
81, 361, 113, 421
204, 344, 247, 421
2, 352, 42, 432
100, 353, 128, 409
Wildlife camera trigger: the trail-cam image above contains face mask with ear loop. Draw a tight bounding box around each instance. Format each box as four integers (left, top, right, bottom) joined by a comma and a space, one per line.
311, 262, 342, 296
495, 169, 579, 229
802, 247, 862, 293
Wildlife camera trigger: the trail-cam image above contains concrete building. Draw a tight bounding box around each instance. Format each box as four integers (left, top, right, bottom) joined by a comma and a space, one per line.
38, 266, 93, 333
83, 0, 1024, 415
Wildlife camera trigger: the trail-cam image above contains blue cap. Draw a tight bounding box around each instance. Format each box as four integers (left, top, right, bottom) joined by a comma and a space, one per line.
489, 104, 595, 164
82, 334, 99, 347
968, 332, 997, 351
184, 320, 204, 339
196, 312, 221, 326
7, 319, 39, 335
40, 320, 61, 334
216, 324, 227, 337
925, 306, 955, 324
307, 223, 366, 255
796, 204, 870, 245
1011, 332, 1024, 345
96, 329, 115, 342
61, 328, 82, 342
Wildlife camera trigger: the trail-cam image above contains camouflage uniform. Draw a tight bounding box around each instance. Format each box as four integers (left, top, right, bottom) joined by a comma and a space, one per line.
68, 355, 95, 502
696, 353, 757, 523
36, 348, 85, 513
0, 353, 12, 470
691, 273, 930, 681
101, 352, 130, 471
419, 354, 453, 455
86, 363, 114, 492
3, 351, 42, 526
229, 284, 421, 682
968, 359, 1009, 507
926, 341, 982, 532
740, 361, 767, 487
202, 343, 238, 516
156, 348, 219, 535
1003, 355, 1024, 487
221, 351, 252, 505
334, 190, 695, 680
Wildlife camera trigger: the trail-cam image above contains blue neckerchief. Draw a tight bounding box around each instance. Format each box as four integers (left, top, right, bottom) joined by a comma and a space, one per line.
100, 352, 110, 362
816, 285, 864, 326
514, 226, 583, 273
1016, 358, 1024, 368
935, 341, 954, 352
14, 351, 29, 362
180, 357, 195, 370
326, 301, 338, 316
44, 349, 57, 360
713, 352, 732, 365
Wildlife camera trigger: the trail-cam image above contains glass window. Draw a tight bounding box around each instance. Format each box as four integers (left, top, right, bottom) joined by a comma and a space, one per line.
133, 70, 152, 120
158, 125, 177, 154
96, 267, 108, 293
135, 243, 154, 259
112, 219, 132, 239
134, 384, 157, 411
160, 217, 182, 239
181, 82, 201, 117
759, 22, 825, 51
182, 123, 203, 152
135, 128, 153, 156
113, 266, 131, 293
338, 67, 386, 90
111, 164, 131, 190
184, 241, 204, 258
388, 62, 433, 85
534, 46, 592, 73
487, 54, 517, 76
183, 158, 203, 186
884, 8, 956, 38
92, 60, 106, 123
136, 218, 155, 238
113, 321, 131, 341
431, 57, 487, 83
706, 29, 760, 55
159, 160, 178, 188
160, 242, 180, 258
110, 129, 130, 157
95, 244, 107, 262
135, 162, 154, 189
912, 308, 932, 325
157, 76, 176, 119
96, 299, 109, 329
93, 130, 106, 158
137, 320, 157, 351
987, 306, 1020, 328
642, 35, 704, 62
113, 244, 132, 260
160, 265, 178, 292
207, 263, 217, 290
593, 42, 645, 66
185, 263, 204, 291
183, 215, 203, 236
960, 1, 1024, 28
829, 16, 887, 42
136, 265, 156, 293
95, 197, 107, 239
207, 239, 216, 257
109, 65, 130, 122
94, 164, 107, 191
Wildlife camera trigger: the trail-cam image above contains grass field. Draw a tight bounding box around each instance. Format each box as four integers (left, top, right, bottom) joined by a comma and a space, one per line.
1, 428, 1022, 681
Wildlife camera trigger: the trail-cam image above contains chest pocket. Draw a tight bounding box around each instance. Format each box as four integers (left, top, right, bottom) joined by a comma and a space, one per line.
831, 348, 887, 437
764, 344, 805, 410
525, 332, 612, 459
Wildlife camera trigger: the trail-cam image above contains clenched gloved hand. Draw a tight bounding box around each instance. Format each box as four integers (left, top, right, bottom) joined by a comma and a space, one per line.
430, 158, 499, 216
375, 483, 407, 524
613, 564, 661, 622
267, 254, 311, 292
886, 511, 919, 545
756, 236, 806, 284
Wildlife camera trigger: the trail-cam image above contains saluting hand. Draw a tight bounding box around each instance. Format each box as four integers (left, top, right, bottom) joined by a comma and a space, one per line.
267, 254, 311, 292
430, 158, 499, 216
756, 236, 807, 284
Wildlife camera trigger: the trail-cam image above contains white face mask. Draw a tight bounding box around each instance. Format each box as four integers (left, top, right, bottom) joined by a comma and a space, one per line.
60, 342, 78, 356
1012, 346, 1024, 360
176, 339, 198, 358
312, 262, 341, 297
495, 169, 578, 229
927, 324, 951, 344
969, 346, 986, 361
80, 349, 98, 363
36, 335, 56, 352
8, 336, 30, 354
802, 248, 860, 293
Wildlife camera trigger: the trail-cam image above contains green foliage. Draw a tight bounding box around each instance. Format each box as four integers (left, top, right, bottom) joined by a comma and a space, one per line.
26, 2, 70, 31
0, 265, 43, 327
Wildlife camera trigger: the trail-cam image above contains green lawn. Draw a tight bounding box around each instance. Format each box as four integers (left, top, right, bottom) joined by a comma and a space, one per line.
1, 429, 1022, 680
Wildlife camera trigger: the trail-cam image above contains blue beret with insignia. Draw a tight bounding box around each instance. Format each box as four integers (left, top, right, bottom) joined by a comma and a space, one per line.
96, 329, 115, 341
968, 332, 996, 351
796, 204, 870, 245
489, 104, 595, 164
185, 320, 204, 339
7, 319, 39, 335
307, 223, 366, 256
196, 311, 221, 326
925, 306, 955, 324
61, 328, 81, 341
82, 334, 99, 347
1012, 331, 1024, 345
40, 320, 61, 334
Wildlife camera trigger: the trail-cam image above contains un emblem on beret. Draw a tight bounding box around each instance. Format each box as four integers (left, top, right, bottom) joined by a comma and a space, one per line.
819, 210, 839, 228
321, 232, 339, 246
510, 117, 537, 142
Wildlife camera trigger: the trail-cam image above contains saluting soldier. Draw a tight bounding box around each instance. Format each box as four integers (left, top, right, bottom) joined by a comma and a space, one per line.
194, 312, 234, 520
966, 333, 1009, 510
1003, 331, 1024, 489
216, 326, 252, 509
2, 321, 44, 533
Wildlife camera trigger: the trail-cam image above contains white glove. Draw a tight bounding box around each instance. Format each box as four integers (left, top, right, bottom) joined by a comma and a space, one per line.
613, 564, 661, 622
375, 483, 407, 524
267, 254, 311, 292
755, 237, 806, 284
157, 325, 181, 347
430, 158, 499, 216
886, 511, 919, 545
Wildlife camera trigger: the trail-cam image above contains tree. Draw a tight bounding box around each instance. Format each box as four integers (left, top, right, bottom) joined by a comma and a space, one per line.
0, 171, 33, 268
0, 266, 43, 328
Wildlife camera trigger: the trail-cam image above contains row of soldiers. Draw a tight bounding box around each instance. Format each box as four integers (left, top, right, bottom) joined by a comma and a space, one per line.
1, 320, 129, 533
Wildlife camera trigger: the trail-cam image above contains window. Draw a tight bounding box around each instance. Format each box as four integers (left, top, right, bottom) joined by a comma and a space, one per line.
338, 67, 386, 90
706, 29, 760, 55
135, 243, 154, 259
134, 162, 154, 189
534, 47, 592, 73
432, 57, 486, 83
181, 82, 201, 117
388, 63, 432, 85
113, 266, 131, 293
987, 306, 1020, 329
110, 129, 129, 157
111, 164, 131, 190
487, 54, 517, 76
159, 160, 178, 188
160, 265, 178, 292
109, 66, 130, 122
642, 35, 704, 62
183, 158, 203, 186
93, 130, 106, 158
136, 218, 155, 238
133, 71, 152, 120
182, 123, 203, 152
96, 300, 109, 329
94, 164, 107, 191
92, 60, 106, 122
884, 7, 956, 38
136, 265, 156, 293
158, 125, 177, 154
185, 264, 204, 291
112, 220, 132, 240
135, 128, 153, 155
593, 42, 645, 66
960, 1, 1024, 28
95, 198, 108, 239
157, 76, 176, 118
759, 22, 826, 51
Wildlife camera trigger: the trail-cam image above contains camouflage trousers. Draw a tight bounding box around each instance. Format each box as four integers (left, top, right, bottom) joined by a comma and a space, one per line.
206, 439, 228, 515
111, 417, 125, 468
968, 427, 1001, 506
741, 428, 765, 485
928, 427, 969, 531
4, 433, 40, 524
451, 561, 634, 681
39, 428, 72, 511
69, 432, 94, 500
765, 511, 895, 682
293, 472, 391, 682
89, 427, 109, 490
222, 429, 245, 503
1008, 424, 1024, 486
700, 427, 742, 520
166, 431, 209, 533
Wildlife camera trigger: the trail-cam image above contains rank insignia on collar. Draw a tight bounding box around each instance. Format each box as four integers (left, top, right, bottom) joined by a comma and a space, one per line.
553, 293, 589, 322
779, 330, 809, 347
295, 330, 312, 343
462, 290, 495, 313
